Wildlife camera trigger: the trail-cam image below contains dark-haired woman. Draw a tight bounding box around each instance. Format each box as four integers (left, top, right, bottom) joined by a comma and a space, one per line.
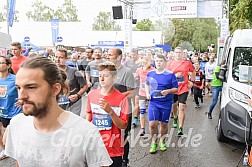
0, 56, 22, 160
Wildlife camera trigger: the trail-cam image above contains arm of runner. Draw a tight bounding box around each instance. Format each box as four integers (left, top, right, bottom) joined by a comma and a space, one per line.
85, 65, 92, 87
85, 73, 92, 87
145, 84, 151, 100
161, 88, 178, 96
122, 89, 135, 98
99, 98, 128, 129
68, 85, 88, 102
86, 96, 93, 122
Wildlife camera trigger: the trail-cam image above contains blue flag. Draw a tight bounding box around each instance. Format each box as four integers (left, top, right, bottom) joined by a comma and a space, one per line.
51, 18, 59, 44
8, 0, 16, 27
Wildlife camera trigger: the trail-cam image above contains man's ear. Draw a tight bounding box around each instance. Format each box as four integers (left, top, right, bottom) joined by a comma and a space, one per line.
53, 83, 62, 97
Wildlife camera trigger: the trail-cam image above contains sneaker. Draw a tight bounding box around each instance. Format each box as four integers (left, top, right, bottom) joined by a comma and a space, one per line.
208, 113, 212, 119
132, 117, 138, 127
195, 104, 200, 109
178, 127, 183, 136
0, 150, 8, 160
149, 143, 158, 154
209, 92, 212, 96
160, 142, 167, 152
140, 128, 145, 136
122, 160, 129, 167
173, 116, 178, 128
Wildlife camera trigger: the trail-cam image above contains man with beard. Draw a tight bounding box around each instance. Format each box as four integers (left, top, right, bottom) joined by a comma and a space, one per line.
85, 47, 104, 90
55, 48, 88, 116
4, 57, 112, 167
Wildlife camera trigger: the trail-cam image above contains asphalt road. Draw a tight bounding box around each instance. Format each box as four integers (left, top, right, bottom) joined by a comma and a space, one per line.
0, 95, 245, 167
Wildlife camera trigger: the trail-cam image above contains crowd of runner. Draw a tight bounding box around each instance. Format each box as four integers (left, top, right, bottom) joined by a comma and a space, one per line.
0, 42, 222, 167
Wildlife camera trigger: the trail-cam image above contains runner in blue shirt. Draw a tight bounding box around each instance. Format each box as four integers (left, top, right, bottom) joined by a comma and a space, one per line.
0, 56, 22, 160
146, 54, 178, 154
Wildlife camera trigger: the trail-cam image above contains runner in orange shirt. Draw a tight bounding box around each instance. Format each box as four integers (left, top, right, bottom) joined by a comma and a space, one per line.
166, 47, 196, 136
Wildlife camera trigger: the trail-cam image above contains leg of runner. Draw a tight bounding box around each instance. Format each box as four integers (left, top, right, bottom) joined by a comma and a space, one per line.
139, 99, 146, 136
178, 103, 186, 136
132, 95, 139, 128
122, 113, 132, 167
149, 121, 159, 154
159, 122, 168, 151
172, 101, 178, 128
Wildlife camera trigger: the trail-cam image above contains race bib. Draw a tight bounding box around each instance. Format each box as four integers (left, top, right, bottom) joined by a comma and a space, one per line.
0, 85, 8, 98
141, 83, 145, 89
90, 69, 99, 77
90, 103, 121, 131
93, 114, 112, 130
0, 107, 8, 117
176, 76, 185, 83
208, 68, 214, 73
153, 90, 165, 98
58, 95, 70, 105
195, 76, 200, 82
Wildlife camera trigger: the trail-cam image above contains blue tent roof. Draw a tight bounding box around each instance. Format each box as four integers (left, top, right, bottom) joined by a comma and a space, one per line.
21, 41, 44, 51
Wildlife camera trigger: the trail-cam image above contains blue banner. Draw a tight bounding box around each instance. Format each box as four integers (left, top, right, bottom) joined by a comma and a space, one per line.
8, 0, 16, 27
51, 18, 59, 44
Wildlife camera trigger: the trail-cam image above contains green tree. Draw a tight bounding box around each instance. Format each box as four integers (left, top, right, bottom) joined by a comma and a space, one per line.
135, 19, 153, 31
92, 11, 121, 31
229, 0, 252, 34
170, 18, 219, 52
0, 5, 19, 22
26, 0, 79, 21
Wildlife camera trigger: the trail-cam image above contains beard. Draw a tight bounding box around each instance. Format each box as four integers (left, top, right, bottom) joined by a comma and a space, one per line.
22, 92, 52, 119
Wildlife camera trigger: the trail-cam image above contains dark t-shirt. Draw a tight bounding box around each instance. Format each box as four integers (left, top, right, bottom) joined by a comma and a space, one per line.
78, 58, 93, 72
66, 66, 87, 95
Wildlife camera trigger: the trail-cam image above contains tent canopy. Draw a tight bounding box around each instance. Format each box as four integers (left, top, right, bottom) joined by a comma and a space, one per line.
21, 41, 44, 51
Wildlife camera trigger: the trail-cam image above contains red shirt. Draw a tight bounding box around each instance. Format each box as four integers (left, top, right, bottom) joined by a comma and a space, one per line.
193, 69, 204, 88
86, 88, 129, 157
10, 55, 28, 74
166, 59, 195, 95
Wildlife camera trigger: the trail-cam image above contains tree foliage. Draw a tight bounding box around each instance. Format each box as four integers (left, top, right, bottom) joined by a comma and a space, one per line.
26, 0, 79, 21
170, 18, 219, 52
229, 0, 252, 34
0, 5, 19, 22
92, 12, 121, 31
135, 19, 152, 31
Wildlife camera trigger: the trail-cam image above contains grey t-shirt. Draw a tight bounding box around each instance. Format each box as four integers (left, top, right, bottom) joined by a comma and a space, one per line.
125, 59, 139, 74
85, 60, 104, 90
113, 65, 136, 114
113, 65, 136, 93
5, 112, 113, 167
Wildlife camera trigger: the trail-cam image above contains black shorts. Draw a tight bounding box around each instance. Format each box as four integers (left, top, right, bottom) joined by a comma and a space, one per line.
174, 92, 189, 104
0, 117, 11, 128
110, 156, 123, 167
205, 79, 212, 83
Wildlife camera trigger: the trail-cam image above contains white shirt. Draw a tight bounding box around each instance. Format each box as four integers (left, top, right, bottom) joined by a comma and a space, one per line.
5, 112, 112, 167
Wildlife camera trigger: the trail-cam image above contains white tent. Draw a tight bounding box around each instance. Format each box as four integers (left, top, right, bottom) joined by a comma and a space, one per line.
0, 22, 162, 48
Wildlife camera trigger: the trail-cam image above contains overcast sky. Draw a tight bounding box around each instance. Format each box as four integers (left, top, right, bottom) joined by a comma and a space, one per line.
1, 0, 119, 26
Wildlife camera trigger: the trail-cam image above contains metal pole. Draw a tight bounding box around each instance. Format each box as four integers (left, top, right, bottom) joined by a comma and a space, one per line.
7, 0, 10, 34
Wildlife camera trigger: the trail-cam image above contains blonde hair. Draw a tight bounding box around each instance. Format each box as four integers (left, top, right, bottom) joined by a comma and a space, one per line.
137, 55, 152, 67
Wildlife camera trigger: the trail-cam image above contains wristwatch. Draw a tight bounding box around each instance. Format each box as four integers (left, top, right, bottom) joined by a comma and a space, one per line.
76, 93, 82, 100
